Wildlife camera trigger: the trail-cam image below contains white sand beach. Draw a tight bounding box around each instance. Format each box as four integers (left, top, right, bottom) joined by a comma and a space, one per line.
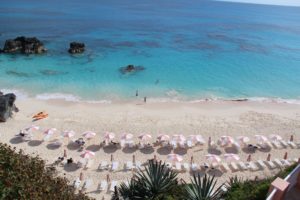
1, 98, 300, 199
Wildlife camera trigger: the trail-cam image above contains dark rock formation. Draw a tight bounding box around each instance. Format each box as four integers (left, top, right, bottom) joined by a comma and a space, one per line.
0, 93, 19, 122
2, 36, 46, 54
119, 64, 145, 74
68, 42, 85, 54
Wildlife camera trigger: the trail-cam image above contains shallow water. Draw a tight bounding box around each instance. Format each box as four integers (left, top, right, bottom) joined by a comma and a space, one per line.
1, 0, 300, 102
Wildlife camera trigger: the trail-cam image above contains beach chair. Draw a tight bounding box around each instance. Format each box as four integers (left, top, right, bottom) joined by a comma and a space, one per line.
291, 158, 299, 163
274, 159, 284, 167
230, 162, 239, 171
191, 163, 199, 172
73, 178, 81, 189
257, 160, 266, 169
98, 161, 108, 170
279, 140, 288, 148
125, 161, 133, 170
110, 181, 118, 192
135, 161, 142, 169
183, 163, 190, 171
221, 162, 230, 172
265, 160, 277, 169
82, 179, 93, 191
281, 159, 291, 166
111, 161, 119, 171
99, 180, 108, 191
238, 162, 248, 171
175, 162, 182, 171
187, 140, 194, 148
247, 162, 259, 171
85, 159, 94, 169
271, 141, 281, 149
288, 141, 297, 149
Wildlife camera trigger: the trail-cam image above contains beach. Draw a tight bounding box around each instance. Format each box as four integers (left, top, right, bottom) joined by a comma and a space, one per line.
1, 98, 300, 199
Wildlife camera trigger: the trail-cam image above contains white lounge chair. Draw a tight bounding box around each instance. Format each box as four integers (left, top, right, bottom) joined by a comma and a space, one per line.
274, 159, 284, 167
238, 162, 248, 170
126, 161, 133, 170
73, 178, 81, 189
221, 162, 230, 172
110, 181, 118, 192
281, 159, 291, 166
183, 163, 190, 171
257, 160, 266, 169
265, 160, 276, 169
271, 141, 281, 149
230, 162, 239, 171
111, 161, 119, 171
247, 162, 259, 171
186, 140, 194, 148
82, 179, 93, 191
288, 141, 297, 149
98, 161, 108, 170
100, 180, 108, 191
279, 140, 288, 148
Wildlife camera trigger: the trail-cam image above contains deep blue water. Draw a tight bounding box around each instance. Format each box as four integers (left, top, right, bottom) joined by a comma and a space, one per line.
1, 0, 300, 101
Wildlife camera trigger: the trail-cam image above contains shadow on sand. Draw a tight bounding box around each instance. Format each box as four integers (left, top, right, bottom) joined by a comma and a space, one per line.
140, 147, 155, 154
28, 140, 43, 147
63, 163, 79, 172
86, 144, 101, 152
157, 147, 172, 155
10, 137, 23, 144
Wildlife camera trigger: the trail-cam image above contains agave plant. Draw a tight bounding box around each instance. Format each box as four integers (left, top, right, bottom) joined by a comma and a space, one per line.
226, 176, 243, 189
115, 160, 179, 200
185, 174, 224, 200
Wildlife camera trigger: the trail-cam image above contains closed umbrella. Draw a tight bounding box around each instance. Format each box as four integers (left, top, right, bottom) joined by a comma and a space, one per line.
157, 134, 170, 142
81, 150, 95, 159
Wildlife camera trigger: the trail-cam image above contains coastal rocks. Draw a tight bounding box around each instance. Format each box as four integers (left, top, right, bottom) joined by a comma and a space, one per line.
68, 42, 85, 54
2, 36, 46, 54
0, 93, 19, 122
119, 64, 145, 74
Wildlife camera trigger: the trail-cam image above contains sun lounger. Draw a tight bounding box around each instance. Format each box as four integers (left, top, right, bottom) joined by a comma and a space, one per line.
135, 161, 142, 169
111, 161, 119, 171
175, 162, 182, 171
73, 178, 81, 189
98, 161, 108, 170
230, 162, 239, 171
191, 163, 199, 171
281, 159, 291, 166
187, 140, 194, 148
183, 163, 190, 171
279, 140, 288, 148
170, 141, 177, 149
274, 159, 284, 167
271, 141, 281, 149
288, 141, 297, 148
247, 162, 259, 171
291, 158, 299, 163
265, 160, 276, 169
221, 162, 230, 172
82, 179, 93, 190
110, 181, 118, 192
100, 180, 108, 191
126, 161, 133, 170
238, 162, 248, 170
257, 160, 266, 169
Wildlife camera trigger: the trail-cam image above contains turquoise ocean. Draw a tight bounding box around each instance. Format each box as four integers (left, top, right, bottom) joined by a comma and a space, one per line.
1, 0, 300, 102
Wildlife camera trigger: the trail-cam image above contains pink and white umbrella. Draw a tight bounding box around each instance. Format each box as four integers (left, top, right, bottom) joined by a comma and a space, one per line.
44, 128, 57, 135
139, 133, 152, 141
104, 132, 115, 140
62, 130, 75, 138
83, 131, 96, 139
80, 150, 95, 159
269, 134, 282, 141
205, 154, 221, 163
167, 154, 183, 162
172, 134, 186, 142
223, 154, 240, 162
255, 135, 269, 143
219, 136, 235, 146
121, 133, 133, 140
188, 135, 205, 144
237, 136, 250, 145
157, 134, 170, 141
25, 125, 39, 132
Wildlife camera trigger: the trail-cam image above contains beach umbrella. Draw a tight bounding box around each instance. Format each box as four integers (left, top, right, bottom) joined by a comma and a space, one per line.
121, 133, 133, 140
138, 133, 152, 141
81, 150, 95, 159
157, 134, 170, 141
237, 136, 250, 145
223, 154, 240, 162
283, 152, 288, 160
172, 134, 186, 142
104, 132, 115, 140
247, 154, 251, 162
219, 136, 235, 146
255, 135, 269, 143
188, 135, 205, 144
269, 134, 282, 141
25, 125, 40, 132
290, 135, 294, 142
83, 131, 96, 139
205, 154, 221, 163
167, 154, 183, 162
62, 130, 75, 138
267, 154, 271, 161
44, 128, 57, 135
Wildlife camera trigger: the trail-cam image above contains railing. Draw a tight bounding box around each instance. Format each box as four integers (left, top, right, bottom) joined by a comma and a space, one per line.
266, 164, 300, 200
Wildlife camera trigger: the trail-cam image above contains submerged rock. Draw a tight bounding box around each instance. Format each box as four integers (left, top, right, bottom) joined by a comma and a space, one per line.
6, 70, 32, 77
2, 36, 46, 54
0, 93, 19, 122
119, 64, 145, 74
68, 42, 85, 54
39, 70, 68, 76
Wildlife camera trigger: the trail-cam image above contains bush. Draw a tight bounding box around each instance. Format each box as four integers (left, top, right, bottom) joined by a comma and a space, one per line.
0, 143, 93, 200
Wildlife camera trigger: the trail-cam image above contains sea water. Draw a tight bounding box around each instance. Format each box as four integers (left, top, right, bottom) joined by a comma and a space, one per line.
1, 0, 300, 102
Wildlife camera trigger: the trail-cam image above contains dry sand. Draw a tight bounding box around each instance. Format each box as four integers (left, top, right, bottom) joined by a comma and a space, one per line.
1, 98, 300, 199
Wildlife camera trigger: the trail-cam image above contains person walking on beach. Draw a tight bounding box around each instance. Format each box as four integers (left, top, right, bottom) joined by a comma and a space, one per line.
136, 90, 138, 97
144, 96, 147, 103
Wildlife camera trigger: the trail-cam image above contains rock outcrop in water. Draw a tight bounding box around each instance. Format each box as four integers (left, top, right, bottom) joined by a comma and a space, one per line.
0, 93, 19, 122
68, 42, 85, 54
2, 36, 46, 54
119, 64, 145, 74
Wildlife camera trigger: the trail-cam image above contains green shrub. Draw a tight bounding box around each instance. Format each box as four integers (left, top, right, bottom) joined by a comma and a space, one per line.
0, 143, 93, 200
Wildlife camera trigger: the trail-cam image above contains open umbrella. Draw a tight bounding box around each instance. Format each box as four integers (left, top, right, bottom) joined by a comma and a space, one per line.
205, 154, 221, 163
104, 132, 115, 140
44, 128, 57, 135
219, 136, 235, 146
81, 150, 95, 159
157, 134, 170, 142
25, 125, 40, 132
139, 133, 152, 141
237, 136, 250, 145
255, 135, 269, 143
167, 154, 183, 162
223, 154, 240, 162
121, 133, 133, 140
83, 131, 96, 139
269, 134, 282, 141
172, 134, 186, 142
62, 130, 75, 138
188, 135, 205, 144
